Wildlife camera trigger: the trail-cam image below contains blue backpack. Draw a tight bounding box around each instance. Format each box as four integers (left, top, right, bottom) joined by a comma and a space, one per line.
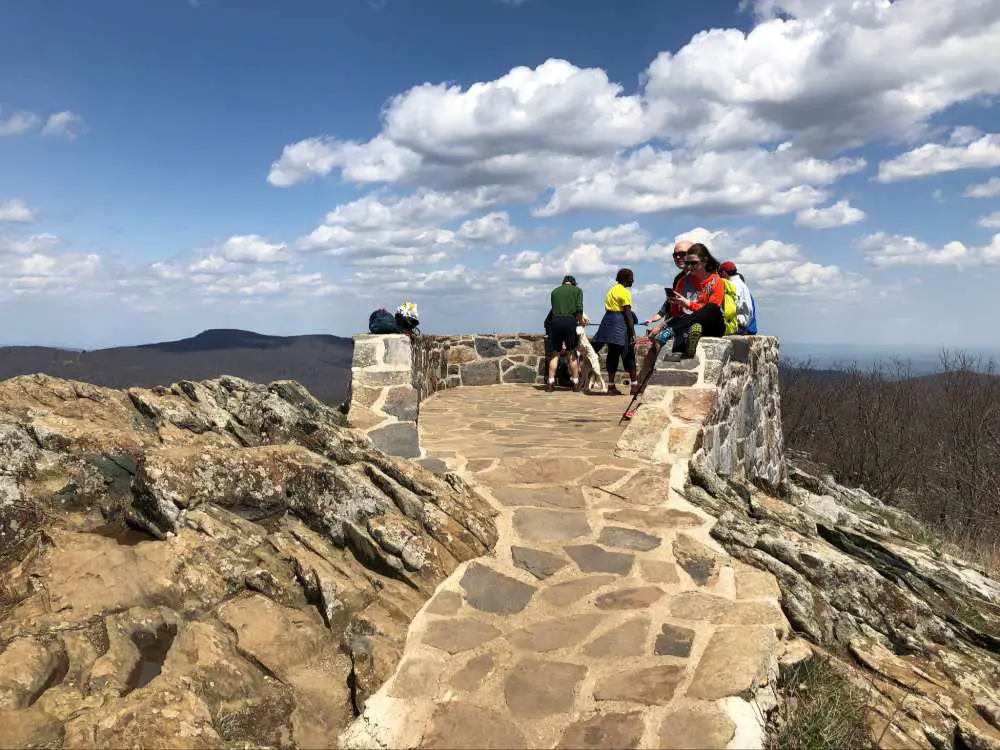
368, 309, 399, 334
746, 292, 758, 335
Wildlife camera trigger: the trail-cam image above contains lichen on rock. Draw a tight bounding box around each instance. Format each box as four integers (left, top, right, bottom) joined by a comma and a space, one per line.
0, 373, 497, 748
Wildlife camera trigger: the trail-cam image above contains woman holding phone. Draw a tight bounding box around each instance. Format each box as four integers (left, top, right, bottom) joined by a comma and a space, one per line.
648, 243, 727, 358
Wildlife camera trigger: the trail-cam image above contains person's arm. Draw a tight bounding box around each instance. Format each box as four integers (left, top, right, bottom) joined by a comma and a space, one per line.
645, 300, 669, 325
624, 305, 636, 343
574, 286, 584, 324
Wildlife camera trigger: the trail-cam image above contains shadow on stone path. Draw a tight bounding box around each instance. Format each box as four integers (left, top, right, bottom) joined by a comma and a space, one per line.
342, 385, 786, 750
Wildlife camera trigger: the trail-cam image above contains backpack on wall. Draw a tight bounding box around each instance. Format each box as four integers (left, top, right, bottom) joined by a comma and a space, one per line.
721, 278, 739, 336
369, 309, 399, 334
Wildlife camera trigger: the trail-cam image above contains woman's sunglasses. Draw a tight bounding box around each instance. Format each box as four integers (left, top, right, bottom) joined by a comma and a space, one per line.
683, 259, 702, 267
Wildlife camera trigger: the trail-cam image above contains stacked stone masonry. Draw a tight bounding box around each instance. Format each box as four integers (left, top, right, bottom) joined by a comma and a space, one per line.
414, 334, 549, 399
349, 334, 421, 459
616, 336, 786, 489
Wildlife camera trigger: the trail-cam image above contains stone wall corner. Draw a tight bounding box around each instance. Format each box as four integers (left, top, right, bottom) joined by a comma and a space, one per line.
347, 334, 420, 458
616, 335, 786, 488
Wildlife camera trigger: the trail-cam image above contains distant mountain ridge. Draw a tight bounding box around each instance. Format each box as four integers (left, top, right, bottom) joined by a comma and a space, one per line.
0, 329, 354, 405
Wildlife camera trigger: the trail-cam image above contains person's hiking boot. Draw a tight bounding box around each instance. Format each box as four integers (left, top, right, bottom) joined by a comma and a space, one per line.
572, 381, 581, 393
545, 381, 555, 392
684, 324, 702, 358
607, 384, 622, 395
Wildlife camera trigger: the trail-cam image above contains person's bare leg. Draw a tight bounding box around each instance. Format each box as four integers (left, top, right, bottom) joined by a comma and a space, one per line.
570, 355, 580, 392
547, 354, 559, 391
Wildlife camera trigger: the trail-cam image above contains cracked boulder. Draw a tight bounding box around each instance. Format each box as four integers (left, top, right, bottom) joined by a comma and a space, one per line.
0, 373, 497, 747
686, 452, 1000, 749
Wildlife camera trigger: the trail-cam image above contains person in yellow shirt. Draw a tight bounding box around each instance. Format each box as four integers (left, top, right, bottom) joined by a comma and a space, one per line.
592, 268, 638, 395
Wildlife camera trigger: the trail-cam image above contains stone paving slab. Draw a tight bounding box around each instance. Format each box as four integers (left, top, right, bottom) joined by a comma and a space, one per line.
341, 385, 785, 750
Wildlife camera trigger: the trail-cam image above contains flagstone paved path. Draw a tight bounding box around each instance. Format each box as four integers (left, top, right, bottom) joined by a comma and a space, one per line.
343, 384, 786, 750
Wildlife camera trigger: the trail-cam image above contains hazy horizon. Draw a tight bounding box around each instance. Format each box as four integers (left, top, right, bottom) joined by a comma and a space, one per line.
5, 330, 998, 376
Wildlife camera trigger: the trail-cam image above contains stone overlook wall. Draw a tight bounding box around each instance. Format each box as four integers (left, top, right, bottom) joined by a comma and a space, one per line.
349, 334, 550, 457
350, 331, 785, 487
349, 334, 421, 458
698, 337, 785, 488
616, 336, 786, 488
414, 334, 547, 399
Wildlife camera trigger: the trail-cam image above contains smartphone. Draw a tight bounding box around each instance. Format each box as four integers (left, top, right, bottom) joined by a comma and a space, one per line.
665, 287, 680, 298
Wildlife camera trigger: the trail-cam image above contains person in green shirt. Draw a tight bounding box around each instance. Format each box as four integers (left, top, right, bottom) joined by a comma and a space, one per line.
547, 275, 584, 392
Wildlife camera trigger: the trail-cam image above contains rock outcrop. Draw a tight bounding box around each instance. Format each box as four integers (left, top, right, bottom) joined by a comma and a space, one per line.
686, 451, 1000, 749
0, 373, 496, 748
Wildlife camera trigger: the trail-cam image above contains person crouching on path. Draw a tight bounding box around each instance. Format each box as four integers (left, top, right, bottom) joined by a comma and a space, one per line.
656, 244, 727, 358
547, 275, 584, 392
593, 268, 638, 396
719, 261, 758, 335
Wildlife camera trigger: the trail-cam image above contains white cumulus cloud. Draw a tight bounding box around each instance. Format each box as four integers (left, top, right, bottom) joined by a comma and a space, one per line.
877, 132, 1000, 182
645, 1, 1000, 153
0, 109, 40, 137
40, 111, 85, 140
536, 145, 864, 217
0, 233, 60, 255
795, 199, 866, 229
0, 198, 38, 223
965, 177, 1000, 198
215, 234, 289, 263
978, 212, 1000, 229
457, 212, 520, 245
858, 231, 1000, 266
0, 231, 100, 297
732, 238, 868, 295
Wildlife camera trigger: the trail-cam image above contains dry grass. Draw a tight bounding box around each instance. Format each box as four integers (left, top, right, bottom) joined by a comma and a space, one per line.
939, 534, 1000, 578
767, 658, 874, 750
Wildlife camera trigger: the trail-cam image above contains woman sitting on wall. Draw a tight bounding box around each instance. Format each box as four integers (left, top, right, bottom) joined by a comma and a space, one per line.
592, 268, 639, 395
655, 243, 727, 358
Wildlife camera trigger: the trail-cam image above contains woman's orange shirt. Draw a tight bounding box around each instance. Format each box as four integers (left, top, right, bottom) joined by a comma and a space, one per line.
687, 273, 724, 311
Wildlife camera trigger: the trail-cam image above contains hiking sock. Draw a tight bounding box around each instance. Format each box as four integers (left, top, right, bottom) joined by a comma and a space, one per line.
685, 323, 703, 358
571, 377, 579, 384
656, 326, 674, 345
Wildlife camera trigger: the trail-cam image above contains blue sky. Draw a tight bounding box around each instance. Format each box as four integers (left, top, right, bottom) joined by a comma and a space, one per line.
2, 0, 1000, 349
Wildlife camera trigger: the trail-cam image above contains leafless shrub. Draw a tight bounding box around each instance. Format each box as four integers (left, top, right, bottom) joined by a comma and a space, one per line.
781, 352, 1000, 571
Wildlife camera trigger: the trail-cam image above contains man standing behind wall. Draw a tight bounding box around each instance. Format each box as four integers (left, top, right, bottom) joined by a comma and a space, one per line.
547, 275, 584, 392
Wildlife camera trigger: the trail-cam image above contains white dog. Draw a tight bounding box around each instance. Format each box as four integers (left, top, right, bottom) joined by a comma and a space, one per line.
575, 314, 606, 393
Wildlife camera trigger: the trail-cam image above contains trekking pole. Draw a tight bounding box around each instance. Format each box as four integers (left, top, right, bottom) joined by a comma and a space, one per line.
618, 361, 657, 425
618, 334, 657, 425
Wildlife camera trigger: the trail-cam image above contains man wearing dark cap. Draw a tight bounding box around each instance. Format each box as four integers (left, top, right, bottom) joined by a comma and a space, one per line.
547, 275, 584, 392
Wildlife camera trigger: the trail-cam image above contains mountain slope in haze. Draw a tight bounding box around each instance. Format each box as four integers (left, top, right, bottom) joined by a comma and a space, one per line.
0, 329, 354, 405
